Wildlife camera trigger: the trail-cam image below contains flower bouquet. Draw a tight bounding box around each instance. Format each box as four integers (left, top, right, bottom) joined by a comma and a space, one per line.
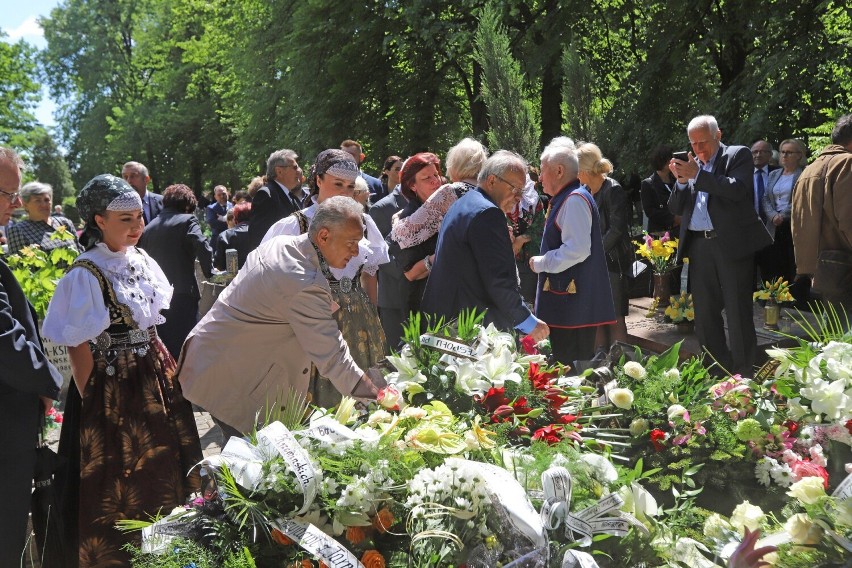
635, 232, 678, 275
753, 277, 795, 304
664, 292, 694, 331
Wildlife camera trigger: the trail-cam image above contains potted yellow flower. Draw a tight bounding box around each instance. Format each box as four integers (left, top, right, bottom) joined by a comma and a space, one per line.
753, 277, 794, 330
664, 292, 695, 332
636, 232, 679, 308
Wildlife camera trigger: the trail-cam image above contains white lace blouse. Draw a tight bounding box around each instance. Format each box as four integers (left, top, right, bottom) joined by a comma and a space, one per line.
42, 244, 173, 347
261, 202, 389, 278
390, 181, 475, 249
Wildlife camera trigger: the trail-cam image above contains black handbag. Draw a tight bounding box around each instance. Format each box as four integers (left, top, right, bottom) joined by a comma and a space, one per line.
31, 420, 69, 567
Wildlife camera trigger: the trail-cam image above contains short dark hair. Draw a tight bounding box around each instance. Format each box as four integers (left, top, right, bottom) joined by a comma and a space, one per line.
163, 184, 198, 213
233, 201, 251, 224
399, 152, 441, 201
649, 144, 674, 172
831, 114, 852, 147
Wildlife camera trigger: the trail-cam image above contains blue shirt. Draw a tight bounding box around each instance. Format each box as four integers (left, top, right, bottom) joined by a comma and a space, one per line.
677, 149, 719, 231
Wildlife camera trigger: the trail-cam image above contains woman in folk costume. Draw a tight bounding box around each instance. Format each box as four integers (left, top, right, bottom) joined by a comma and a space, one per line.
263, 149, 389, 407
43, 174, 202, 567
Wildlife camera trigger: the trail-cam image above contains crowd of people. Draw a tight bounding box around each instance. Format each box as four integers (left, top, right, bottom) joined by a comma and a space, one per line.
1, 113, 852, 566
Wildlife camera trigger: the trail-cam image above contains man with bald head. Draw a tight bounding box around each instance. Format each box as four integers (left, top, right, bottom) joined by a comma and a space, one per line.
122, 160, 162, 223
751, 140, 777, 222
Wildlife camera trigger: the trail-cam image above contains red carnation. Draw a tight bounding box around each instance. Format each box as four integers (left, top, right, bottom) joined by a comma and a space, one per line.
649, 429, 667, 452
520, 335, 537, 354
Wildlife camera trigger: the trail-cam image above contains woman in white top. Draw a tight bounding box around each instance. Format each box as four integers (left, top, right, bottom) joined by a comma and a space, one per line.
262, 149, 389, 407
760, 138, 806, 288
42, 174, 202, 566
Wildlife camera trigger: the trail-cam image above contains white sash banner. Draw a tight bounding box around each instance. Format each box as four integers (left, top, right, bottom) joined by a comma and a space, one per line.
273, 518, 364, 568
198, 435, 265, 489
541, 467, 632, 546
474, 461, 547, 549
257, 422, 320, 515
420, 334, 477, 359
562, 549, 600, 568
298, 415, 363, 445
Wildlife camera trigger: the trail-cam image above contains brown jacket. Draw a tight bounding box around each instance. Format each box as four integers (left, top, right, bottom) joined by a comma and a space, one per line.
791, 145, 852, 278
177, 233, 362, 432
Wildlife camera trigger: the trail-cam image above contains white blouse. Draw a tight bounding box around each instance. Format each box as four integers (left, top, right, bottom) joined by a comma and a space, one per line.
42, 243, 173, 347
261, 202, 389, 278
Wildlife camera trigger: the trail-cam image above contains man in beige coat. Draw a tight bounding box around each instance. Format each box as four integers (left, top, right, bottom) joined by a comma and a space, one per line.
178, 197, 384, 435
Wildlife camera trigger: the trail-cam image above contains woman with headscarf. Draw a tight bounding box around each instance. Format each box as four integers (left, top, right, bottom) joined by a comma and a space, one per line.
262, 149, 389, 407
42, 175, 202, 567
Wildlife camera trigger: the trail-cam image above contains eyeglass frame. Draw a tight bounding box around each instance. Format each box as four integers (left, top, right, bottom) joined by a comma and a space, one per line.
493, 174, 524, 194
780, 150, 802, 156
0, 188, 21, 203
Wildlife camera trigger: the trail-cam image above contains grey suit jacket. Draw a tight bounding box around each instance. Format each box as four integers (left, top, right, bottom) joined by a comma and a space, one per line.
177, 233, 362, 432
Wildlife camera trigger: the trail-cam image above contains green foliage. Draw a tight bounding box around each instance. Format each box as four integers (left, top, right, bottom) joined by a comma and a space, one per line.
5, 231, 80, 319
0, 33, 41, 147
23, 128, 75, 202
474, 4, 540, 160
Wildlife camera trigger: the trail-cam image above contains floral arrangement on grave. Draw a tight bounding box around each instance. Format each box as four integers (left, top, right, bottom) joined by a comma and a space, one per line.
6, 227, 80, 318
664, 292, 694, 323
635, 232, 678, 274
753, 277, 795, 304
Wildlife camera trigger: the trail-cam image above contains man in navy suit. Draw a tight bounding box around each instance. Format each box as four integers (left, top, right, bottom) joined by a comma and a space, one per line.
0, 147, 64, 565
369, 183, 409, 350
669, 115, 772, 375
341, 139, 385, 201
421, 151, 549, 342
122, 160, 163, 223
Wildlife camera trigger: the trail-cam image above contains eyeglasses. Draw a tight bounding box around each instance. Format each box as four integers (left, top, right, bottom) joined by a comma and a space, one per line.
780, 150, 801, 156
0, 188, 21, 203
493, 174, 524, 193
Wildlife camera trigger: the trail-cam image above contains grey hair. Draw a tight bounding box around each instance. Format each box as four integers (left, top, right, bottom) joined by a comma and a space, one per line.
477, 150, 528, 185
780, 138, 808, 167
446, 137, 488, 182
308, 195, 364, 240
0, 146, 25, 171
540, 136, 579, 176
21, 181, 53, 202
123, 161, 149, 178
687, 115, 719, 136
266, 149, 298, 179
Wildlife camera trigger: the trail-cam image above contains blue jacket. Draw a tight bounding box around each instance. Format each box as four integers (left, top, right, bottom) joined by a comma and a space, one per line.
535, 184, 615, 328
421, 187, 531, 331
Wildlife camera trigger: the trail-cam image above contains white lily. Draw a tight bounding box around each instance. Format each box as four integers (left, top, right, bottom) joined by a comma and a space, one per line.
386, 346, 427, 391
473, 345, 523, 387
448, 358, 492, 397
801, 378, 851, 421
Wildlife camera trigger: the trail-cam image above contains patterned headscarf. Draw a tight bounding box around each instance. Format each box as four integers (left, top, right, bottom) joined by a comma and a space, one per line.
308, 149, 359, 195
77, 174, 142, 248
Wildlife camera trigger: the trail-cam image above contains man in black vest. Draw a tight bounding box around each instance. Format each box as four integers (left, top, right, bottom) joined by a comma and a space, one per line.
0, 147, 64, 566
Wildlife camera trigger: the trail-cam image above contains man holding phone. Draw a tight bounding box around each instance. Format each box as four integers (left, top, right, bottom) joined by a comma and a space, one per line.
668, 115, 771, 376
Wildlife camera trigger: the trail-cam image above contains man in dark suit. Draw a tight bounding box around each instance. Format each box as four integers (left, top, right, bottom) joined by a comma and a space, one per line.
421, 151, 549, 342
369, 184, 409, 351
248, 148, 308, 251
122, 160, 163, 223
0, 147, 64, 566
669, 115, 772, 375
205, 184, 233, 244
341, 139, 385, 201
751, 140, 779, 223
139, 183, 213, 357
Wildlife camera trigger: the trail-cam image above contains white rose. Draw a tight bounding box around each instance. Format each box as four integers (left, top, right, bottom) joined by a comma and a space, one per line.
667, 404, 687, 420
608, 388, 634, 410
377, 385, 403, 411
702, 513, 732, 541
623, 361, 647, 380
663, 368, 680, 381
629, 418, 649, 437
729, 501, 765, 535
784, 513, 823, 545
786, 476, 826, 505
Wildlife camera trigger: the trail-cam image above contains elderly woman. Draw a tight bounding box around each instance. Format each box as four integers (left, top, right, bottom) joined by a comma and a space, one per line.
6, 181, 82, 256
262, 149, 389, 407
577, 142, 632, 349
759, 138, 807, 292
390, 137, 488, 267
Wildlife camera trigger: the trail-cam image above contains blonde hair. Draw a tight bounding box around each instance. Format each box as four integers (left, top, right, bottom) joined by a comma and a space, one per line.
779, 138, 807, 168
576, 142, 613, 176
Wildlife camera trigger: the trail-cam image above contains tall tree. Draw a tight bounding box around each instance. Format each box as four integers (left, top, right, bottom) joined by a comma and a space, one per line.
474, 3, 540, 159
0, 33, 41, 149
25, 128, 75, 202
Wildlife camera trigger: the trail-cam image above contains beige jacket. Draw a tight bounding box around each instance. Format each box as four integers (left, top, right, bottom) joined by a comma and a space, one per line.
177, 233, 362, 433
791, 145, 852, 277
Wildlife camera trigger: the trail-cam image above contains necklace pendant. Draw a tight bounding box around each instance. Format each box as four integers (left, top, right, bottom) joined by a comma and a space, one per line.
339, 276, 353, 294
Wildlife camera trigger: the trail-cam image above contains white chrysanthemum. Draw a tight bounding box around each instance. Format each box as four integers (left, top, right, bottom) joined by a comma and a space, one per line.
770, 462, 794, 487
754, 459, 774, 487
663, 368, 680, 381
623, 361, 647, 380
400, 406, 427, 421
366, 409, 393, 426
